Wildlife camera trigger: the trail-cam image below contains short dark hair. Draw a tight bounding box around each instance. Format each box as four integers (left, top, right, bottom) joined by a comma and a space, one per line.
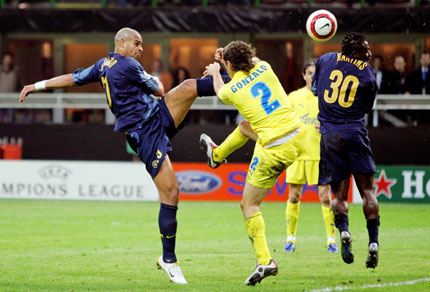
302, 58, 316, 74
341, 32, 369, 61
223, 41, 256, 74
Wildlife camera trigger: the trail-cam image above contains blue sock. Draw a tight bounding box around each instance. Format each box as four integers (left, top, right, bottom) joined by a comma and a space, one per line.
367, 218, 380, 245
159, 203, 178, 263
334, 213, 349, 233
196, 74, 231, 97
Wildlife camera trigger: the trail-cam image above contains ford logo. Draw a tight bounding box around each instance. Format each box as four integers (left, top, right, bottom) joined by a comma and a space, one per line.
176, 171, 222, 194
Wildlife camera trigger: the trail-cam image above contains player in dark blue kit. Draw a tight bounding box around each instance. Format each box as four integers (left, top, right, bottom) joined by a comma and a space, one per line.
312, 32, 380, 269
19, 27, 222, 284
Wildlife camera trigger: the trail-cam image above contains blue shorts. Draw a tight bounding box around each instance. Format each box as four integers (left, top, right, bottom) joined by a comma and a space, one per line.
319, 128, 376, 185
126, 97, 182, 179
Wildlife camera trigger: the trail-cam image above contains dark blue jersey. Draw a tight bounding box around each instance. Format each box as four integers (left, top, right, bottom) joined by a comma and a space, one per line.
312, 52, 377, 133
72, 52, 159, 132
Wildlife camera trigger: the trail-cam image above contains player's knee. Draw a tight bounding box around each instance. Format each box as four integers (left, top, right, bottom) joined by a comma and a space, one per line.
240, 199, 246, 211
363, 192, 378, 208
180, 79, 197, 95
320, 193, 331, 205
288, 186, 301, 203
289, 194, 300, 204
164, 182, 180, 205
240, 199, 254, 212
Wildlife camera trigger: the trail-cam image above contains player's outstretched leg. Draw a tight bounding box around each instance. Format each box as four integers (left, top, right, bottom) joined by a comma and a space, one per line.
200, 122, 251, 169
199, 133, 226, 168
340, 231, 354, 264
164, 79, 199, 128
245, 259, 278, 286
153, 156, 187, 284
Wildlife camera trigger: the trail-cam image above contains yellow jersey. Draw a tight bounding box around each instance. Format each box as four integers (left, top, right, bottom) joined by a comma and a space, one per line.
288, 86, 320, 160
218, 61, 300, 147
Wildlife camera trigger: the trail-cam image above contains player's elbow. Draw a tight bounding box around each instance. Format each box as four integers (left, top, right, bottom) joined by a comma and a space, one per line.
154, 87, 164, 96
154, 79, 165, 96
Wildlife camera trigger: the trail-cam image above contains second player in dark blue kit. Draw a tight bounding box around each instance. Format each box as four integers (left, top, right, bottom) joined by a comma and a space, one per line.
312, 32, 380, 269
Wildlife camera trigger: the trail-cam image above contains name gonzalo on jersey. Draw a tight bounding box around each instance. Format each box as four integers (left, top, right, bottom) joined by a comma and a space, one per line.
231, 64, 268, 93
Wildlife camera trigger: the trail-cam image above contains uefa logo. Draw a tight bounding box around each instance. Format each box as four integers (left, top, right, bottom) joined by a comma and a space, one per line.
176, 171, 222, 194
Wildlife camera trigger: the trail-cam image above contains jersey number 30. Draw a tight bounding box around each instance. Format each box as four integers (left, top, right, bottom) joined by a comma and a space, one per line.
324, 70, 359, 108
251, 82, 280, 115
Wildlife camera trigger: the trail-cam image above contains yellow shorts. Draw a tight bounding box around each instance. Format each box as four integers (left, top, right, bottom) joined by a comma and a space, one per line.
286, 160, 320, 185
246, 128, 305, 189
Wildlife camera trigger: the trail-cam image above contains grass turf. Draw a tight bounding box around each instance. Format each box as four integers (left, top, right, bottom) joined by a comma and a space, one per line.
0, 200, 429, 291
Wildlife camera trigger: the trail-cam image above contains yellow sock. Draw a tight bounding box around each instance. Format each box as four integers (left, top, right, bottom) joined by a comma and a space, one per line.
213, 125, 248, 163
245, 211, 271, 265
321, 205, 336, 244
286, 201, 300, 243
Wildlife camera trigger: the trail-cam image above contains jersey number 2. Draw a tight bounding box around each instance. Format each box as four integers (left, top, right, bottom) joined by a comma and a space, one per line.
251, 82, 280, 115
324, 70, 360, 108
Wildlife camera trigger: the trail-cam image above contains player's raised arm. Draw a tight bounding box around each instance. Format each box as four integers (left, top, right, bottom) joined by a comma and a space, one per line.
204, 62, 224, 96
19, 73, 75, 103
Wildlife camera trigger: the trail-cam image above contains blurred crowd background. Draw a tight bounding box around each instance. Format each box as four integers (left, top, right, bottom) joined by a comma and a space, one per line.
1, 1, 430, 128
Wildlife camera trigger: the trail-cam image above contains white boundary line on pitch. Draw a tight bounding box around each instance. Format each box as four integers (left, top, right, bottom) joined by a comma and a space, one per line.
307, 278, 430, 292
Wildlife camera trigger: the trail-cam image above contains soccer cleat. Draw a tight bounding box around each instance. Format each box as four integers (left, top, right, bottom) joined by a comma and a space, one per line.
283, 241, 296, 253
199, 133, 226, 169
157, 256, 187, 284
327, 242, 339, 253
245, 259, 278, 286
366, 242, 379, 269
340, 231, 354, 264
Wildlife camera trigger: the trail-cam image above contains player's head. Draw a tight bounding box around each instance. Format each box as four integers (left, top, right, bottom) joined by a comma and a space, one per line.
302, 58, 315, 90
341, 32, 371, 62
222, 41, 256, 75
114, 27, 143, 60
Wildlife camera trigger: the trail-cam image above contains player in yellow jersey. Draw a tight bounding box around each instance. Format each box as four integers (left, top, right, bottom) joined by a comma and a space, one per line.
203, 40, 304, 286
201, 59, 338, 254
282, 59, 338, 254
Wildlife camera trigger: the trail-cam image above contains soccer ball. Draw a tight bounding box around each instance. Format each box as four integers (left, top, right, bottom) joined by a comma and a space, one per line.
306, 10, 338, 42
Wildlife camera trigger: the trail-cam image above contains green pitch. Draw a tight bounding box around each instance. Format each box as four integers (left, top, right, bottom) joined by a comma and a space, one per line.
0, 200, 429, 292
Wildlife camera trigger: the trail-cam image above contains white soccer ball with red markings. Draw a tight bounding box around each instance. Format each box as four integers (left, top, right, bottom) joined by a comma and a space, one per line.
306, 10, 338, 42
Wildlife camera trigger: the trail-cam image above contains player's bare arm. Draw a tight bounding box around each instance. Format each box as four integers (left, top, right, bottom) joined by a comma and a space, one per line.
201, 48, 226, 79
19, 73, 75, 103
204, 62, 224, 95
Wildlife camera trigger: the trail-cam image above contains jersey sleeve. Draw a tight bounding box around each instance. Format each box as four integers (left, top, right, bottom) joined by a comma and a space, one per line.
72, 61, 102, 86
217, 84, 232, 105
126, 58, 159, 93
